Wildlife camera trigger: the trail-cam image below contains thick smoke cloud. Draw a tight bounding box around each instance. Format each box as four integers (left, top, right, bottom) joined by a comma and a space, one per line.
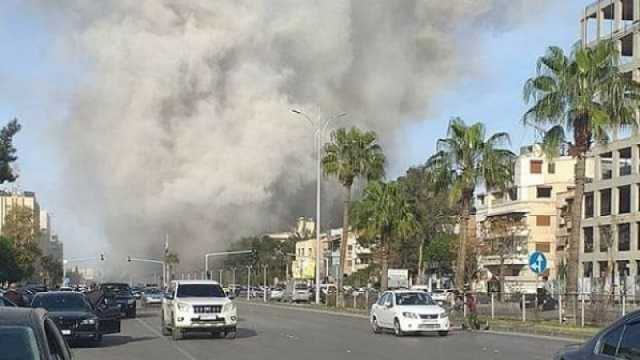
32, 0, 550, 277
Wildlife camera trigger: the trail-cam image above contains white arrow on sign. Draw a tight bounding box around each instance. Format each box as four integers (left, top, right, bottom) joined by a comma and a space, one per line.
531, 254, 544, 273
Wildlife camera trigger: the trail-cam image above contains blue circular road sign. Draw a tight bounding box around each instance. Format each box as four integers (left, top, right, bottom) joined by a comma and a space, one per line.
529, 251, 547, 274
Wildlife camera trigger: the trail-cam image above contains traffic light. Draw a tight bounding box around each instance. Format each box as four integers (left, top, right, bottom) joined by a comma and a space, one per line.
127, 256, 132, 262
100, 254, 105, 261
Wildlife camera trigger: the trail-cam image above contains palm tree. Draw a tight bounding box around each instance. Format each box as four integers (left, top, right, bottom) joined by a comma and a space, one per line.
427, 117, 515, 288
322, 127, 385, 294
523, 39, 640, 298
351, 181, 418, 290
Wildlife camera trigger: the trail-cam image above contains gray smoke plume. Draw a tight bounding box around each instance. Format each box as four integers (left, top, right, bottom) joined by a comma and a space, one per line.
31, 0, 552, 278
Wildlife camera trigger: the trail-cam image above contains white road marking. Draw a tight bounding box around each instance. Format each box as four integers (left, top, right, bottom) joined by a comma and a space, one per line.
135, 317, 200, 360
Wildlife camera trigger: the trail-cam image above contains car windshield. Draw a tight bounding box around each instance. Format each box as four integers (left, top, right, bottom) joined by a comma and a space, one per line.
145, 288, 161, 294
32, 293, 91, 312
0, 326, 41, 360
176, 284, 225, 298
395, 292, 435, 306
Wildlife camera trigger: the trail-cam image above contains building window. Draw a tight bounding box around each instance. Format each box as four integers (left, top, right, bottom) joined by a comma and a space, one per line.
537, 186, 552, 198
583, 262, 593, 278
478, 195, 485, 205
600, 189, 612, 216
530, 160, 543, 174
548, 162, 556, 174
619, 147, 632, 176
600, 225, 612, 252
601, 152, 613, 179
619, 185, 631, 214
618, 260, 630, 277
584, 192, 594, 218
619, 223, 630, 251
584, 227, 594, 253
536, 215, 551, 226
599, 261, 609, 279
535, 242, 550, 253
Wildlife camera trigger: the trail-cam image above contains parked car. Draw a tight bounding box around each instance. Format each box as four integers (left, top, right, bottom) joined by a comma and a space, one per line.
270, 287, 285, 301
554, 309, 640, 359
100, 282, 137, 318
141, 288, 163, 306
284, 281, 311, 303
161, 280, 237, 340
31, 291, 121, 345
131, 287, 143, 300
0, 307, 74, 359
370, 290, 449, 337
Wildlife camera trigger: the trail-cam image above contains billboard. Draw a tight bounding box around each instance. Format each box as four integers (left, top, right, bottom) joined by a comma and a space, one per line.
387, 269, 409, 288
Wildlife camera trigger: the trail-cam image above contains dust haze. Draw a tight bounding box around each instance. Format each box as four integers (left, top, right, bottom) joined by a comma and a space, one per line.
28, 0, 551, 279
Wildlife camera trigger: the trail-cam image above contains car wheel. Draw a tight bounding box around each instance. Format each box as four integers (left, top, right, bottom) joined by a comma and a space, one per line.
172, 327, 183, 341
438, 331, 448, 337
226, 327, 237, 339
393, 319, 404, 337
91, 334, 103, 346
161, 314, 171, 336
211, 331, 223, 338
371, 317, 382, 334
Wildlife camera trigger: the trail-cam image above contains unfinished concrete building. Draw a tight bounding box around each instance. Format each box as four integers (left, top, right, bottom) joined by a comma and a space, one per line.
582, 0, 638, 78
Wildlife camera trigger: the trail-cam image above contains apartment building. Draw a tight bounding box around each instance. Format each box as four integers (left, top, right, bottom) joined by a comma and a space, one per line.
579, 136, 640, 293
475, 145, 593, 293
582, 0, 639, 79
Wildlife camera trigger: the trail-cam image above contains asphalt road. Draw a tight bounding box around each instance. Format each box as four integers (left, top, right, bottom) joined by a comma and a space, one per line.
73, 302, 575, 360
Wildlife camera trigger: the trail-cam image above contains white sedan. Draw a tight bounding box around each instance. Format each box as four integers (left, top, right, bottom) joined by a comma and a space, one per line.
370, 290, 449, 336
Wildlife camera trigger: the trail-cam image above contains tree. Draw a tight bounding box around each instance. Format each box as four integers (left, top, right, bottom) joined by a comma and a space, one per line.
351, 181, 418, 290
2, 205, 41, 280
322, 127, 385, 297
0, 236, 24, 282
480, 214, 527, 300
397, 165, 456, 284
0, 118, 21, 184
426, 117, 515, 288
523, 40, 640, 299
225, 235, 295, 285
40, 255, 63, 287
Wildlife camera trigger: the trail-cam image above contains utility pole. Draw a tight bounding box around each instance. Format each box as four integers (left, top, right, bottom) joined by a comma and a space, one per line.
262, 264, 268, 303
246, 266, 252, 301
232, 267, 237, 294
219, 269, 223, 286
291, 109, 346, 305
127, 256, 167, 288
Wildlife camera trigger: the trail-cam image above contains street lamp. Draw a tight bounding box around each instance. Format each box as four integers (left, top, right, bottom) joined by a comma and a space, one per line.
127, 256, 167, 288
291, 109, 346, 305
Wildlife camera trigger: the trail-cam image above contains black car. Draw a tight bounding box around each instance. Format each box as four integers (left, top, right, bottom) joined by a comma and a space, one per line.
0, 307, 73, 359
100, 282, 137, 318
554, 309, 640, 359
31, 291, 121, 345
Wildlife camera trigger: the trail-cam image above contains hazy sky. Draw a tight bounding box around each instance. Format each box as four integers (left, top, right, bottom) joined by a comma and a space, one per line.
0, 1, 586, 259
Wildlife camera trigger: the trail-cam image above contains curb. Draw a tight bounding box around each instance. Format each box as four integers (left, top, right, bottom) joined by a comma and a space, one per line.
237, 300, 370, 319
482, 329, 582, 343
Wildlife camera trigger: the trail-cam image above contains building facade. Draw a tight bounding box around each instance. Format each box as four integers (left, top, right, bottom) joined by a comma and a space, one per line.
475, 145, 592, 293
580, 136, 640, 293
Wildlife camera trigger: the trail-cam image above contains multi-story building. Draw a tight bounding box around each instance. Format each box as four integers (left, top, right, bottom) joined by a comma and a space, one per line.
581, 0, 638, 79
0, 191, 40, 236
579, 136, 640, 293
475, 145, 593, 293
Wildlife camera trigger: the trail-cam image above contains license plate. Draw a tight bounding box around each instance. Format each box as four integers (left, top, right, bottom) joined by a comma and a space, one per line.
199, 314, 218, 320
419, 324, 438, 329
61, 329, 71, 335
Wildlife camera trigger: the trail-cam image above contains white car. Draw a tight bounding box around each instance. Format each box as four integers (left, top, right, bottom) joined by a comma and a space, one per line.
370, 290, 449, 336
161, 280, 238, 340
270, 288, 285, 301
430, 289, 453, 305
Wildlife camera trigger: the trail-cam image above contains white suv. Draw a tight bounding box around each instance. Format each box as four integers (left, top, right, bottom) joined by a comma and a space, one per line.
161, 280, 238, 340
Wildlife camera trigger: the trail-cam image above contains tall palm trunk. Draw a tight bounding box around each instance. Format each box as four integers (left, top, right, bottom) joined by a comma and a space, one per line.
455, 194, 471, 289
381, 240, 389, 290
568, 155, 586, 323
338, 184, 352, 306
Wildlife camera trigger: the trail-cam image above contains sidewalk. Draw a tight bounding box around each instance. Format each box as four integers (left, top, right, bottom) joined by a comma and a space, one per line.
237, 298, 599, 340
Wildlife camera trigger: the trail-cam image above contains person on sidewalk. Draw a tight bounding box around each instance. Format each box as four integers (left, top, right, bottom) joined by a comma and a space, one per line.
465, 292, 480, 330
4, 283, 27, 307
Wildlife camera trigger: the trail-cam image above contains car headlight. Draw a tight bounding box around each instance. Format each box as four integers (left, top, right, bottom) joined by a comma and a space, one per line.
176, 302, 191, 311
80, 318, 97, 325
223, 302, 236, 313
402, 312, 418, 319
439, 311, 448, 319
